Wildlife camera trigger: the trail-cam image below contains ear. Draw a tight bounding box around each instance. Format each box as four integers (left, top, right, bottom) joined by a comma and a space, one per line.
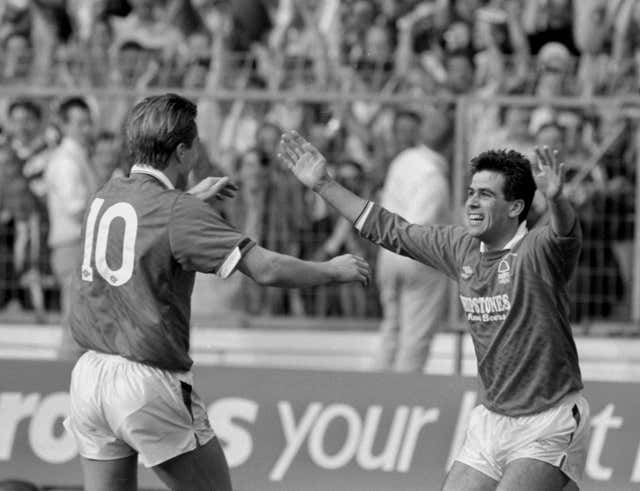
509, 199, 525, 219
175, 142, 187, 165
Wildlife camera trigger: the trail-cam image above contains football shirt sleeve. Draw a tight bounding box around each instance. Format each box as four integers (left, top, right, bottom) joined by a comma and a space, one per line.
529, 221, 582, 283
168, 194, 255, 275
358, 204, 467, 279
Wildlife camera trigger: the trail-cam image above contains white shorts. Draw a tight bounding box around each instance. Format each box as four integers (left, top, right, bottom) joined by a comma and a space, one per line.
455, 392, 590, 484
64, 350, 215, 467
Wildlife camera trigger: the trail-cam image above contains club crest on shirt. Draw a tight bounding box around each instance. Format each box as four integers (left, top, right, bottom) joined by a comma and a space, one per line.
461, 265, 473, 280
497, 253, 516, 284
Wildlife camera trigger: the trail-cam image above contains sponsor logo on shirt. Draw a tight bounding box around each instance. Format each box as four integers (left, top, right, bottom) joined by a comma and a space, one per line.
461, 266, 473, 280
459, 294, 511, 323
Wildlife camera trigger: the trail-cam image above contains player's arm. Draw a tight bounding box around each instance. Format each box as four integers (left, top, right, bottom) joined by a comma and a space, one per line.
279, 130, 461, 278
533, 146, 578, 237
237, 244, 371, 288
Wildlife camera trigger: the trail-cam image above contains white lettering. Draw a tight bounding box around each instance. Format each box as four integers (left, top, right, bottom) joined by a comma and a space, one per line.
397, 407, 440, 472
356, 405, 409, 472
586, 404, 623, 481
270, 401, 323, 481
0, 392, 39, 460
208, 398, 258, 468
308, 404, 362, 470
29, 393, 76, 463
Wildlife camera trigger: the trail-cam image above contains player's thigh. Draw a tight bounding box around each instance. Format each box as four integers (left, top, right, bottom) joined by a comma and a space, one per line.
152, 436, 232, 491
497, 458, 569, 491
80, 454, 138, 491
442, 461, 498, 491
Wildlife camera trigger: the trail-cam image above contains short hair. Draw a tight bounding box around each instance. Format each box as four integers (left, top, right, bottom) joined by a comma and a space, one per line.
470, 149, 537, 223
119, 40, 145, 53
8, 98, 42, 120
125, 93, 198, 169
58, 97, 90, 123
393, 109, 422, 127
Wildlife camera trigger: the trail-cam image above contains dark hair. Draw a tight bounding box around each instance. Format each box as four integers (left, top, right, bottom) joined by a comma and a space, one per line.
8, 98, 42, 120
58, 97, 90, 123
470, 149, 537, 223
393, 109, 422, 127
125, 93, 198, 169
119, 40, 145, 53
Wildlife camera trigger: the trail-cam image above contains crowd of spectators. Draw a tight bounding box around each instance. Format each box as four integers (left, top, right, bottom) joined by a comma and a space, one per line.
0, 0, 638, 323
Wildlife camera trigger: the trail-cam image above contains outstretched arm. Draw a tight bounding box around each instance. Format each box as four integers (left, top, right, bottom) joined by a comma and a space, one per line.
279, 131, 369, 223
238, 244, 371, 288
533, 146, 577, 237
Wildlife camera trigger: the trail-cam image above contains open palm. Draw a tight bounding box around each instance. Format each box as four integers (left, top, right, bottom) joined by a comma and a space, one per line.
278, 131, 329, 190
534, 146, 565, 200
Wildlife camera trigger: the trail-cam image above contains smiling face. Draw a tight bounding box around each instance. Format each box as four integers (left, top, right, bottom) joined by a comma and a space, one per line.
465, 170, 523, 249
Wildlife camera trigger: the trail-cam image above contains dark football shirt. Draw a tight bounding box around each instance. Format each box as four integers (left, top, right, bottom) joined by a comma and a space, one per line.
68, 169, 254, 371
358, 203, 583, 416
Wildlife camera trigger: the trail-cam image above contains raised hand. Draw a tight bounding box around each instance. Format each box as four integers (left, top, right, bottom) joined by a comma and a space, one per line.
328, 254, 371, 287
187, 176, 238, 202
533, 146, 565, 201
278, 130, 330, 190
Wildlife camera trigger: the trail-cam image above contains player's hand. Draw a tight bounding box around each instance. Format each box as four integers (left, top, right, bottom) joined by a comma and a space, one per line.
534, 146, 565, 201
187, 176, 238, 202
278, 130, 330, 191
328, 254, 371, 287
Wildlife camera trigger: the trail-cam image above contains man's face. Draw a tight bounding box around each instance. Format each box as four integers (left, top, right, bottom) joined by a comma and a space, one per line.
8, 107, 39, 142
535, 125, 564, 156
465, 170, 519, 244
393, 115, 420, 151
63, 107, 93, 149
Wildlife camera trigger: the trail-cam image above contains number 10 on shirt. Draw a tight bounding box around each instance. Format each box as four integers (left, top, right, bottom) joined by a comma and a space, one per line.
81, 198, 139, 286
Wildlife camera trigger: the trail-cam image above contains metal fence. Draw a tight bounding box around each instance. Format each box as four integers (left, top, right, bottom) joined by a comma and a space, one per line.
0, 87, 639, 333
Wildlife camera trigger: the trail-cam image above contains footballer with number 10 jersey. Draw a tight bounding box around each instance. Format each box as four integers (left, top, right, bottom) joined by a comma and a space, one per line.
68, 165, 255, 371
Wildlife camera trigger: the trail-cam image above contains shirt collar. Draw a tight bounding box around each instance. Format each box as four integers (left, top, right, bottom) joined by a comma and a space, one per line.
480, 221, 528, 253
130, 164, 174, 190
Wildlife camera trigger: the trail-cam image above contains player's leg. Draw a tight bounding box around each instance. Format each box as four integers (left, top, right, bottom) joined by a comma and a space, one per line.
152, 436, 232, 491
395, 270, 447, 372
80, 454, 138, 491
441, 461, 498, 491
496, 458, 568, 491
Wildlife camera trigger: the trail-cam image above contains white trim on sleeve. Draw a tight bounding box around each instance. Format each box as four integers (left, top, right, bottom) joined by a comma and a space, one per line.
354, 201, 374, 231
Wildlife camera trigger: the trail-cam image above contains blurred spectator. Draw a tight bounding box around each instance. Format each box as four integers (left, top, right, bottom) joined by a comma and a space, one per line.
1, 32, 32, 83
45, 97, 97, 355
0, 144, 37, 316
93, 130, 124, 185
310, 159, 378, 317
5, 98, 49, 320
375, 109, 450, 372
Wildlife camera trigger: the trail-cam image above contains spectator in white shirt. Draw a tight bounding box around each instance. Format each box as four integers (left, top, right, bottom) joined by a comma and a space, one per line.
375, 109, 451, 372
45, 97, 97, 353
